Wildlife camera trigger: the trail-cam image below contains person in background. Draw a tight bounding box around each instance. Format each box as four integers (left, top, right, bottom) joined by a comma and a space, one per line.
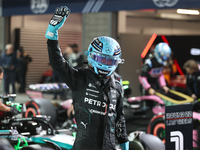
183, 59, 200, 99
162, 53, 177, 85
63, 44, 78, 99
0, 66, 20, 115
16, 47, 28, 93
0, 44, 17, 95
64, 44, 78, 68
72, 43, 84, 69
45, 6, 129, 150
139, 42, 172, 96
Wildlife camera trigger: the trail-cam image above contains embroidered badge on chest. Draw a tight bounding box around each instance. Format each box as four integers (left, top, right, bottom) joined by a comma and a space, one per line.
110, 89, 117, 111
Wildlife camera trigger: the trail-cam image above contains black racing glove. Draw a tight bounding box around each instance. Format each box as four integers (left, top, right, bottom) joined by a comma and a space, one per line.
45, 6, 71, 40
10, 106, 20, 115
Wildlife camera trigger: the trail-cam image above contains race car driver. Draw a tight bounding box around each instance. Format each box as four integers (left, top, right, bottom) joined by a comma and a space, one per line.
45, 6, 129, 150
0, 66, 20, 115
139, 42, 172, 95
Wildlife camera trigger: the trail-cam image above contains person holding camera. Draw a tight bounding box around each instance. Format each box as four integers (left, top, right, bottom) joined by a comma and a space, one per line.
0, 44, 17, 96
16, 47, 32, 93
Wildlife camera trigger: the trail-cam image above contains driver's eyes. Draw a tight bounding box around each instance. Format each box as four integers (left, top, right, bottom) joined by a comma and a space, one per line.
101, 57, 106, 63
107, 59, 113, 65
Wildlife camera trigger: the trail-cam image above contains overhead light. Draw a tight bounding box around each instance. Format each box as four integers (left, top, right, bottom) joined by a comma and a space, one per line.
177, 9, 199, 15
190, 48, 200, 55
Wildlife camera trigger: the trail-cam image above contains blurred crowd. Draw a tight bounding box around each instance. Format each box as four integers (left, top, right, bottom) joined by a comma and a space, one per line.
0, 44, 32, 97
0, 41, 199, 102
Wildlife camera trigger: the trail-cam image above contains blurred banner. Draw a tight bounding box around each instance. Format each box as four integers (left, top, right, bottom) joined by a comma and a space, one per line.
2, 0, 200, 16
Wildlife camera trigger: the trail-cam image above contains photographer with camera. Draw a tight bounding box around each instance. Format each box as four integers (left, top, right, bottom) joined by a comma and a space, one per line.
0, 44, 17, 96
16, 47, 32, 93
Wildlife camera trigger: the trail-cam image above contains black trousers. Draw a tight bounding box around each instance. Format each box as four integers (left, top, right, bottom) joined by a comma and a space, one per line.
17, 70, 26, 93
3, 70, 16, 94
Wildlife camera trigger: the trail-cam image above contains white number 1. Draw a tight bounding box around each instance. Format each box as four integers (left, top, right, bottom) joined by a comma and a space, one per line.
170, 131, 184, 150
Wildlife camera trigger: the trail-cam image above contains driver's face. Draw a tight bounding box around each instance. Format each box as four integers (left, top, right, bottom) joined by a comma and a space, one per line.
0, 72, 3, 83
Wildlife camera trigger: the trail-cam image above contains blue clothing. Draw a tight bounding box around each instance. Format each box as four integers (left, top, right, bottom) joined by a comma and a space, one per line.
4, 71, 16, 95
0, 53, 17, 71
0, 52, 17, 94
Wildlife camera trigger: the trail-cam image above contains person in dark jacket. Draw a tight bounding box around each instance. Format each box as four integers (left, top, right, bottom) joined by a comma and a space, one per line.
139, 42, 171, 96
72, 43, 85, 69
0, 44, 17, 95
16, 47, 32, 93
16, 47, 27, 93
45, 6, 129, 150
183, 59, 200, 99
64, 44, 78, 68
0, 66, 20, 116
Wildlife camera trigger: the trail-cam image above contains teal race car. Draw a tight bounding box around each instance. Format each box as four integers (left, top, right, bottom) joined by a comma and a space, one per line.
0, 94, 75, 150
0, 116, 76, 150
